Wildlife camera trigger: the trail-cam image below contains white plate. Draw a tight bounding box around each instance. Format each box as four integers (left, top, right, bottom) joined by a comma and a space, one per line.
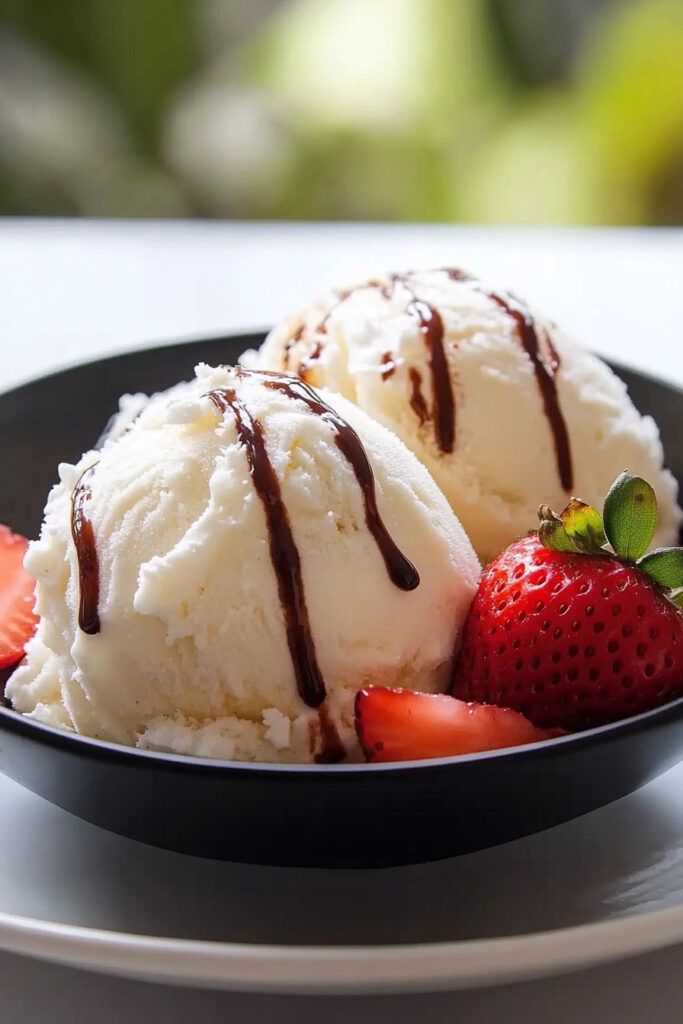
2, 763, 683, 994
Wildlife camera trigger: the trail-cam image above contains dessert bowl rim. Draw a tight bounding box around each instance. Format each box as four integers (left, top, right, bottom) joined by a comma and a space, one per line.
3, 694, 683, 774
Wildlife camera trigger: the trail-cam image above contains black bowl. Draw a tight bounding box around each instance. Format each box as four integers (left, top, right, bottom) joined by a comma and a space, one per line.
0, 334, 681, 869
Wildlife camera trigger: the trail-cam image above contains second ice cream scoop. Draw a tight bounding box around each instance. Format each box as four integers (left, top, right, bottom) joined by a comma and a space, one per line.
250, 269, 681, 563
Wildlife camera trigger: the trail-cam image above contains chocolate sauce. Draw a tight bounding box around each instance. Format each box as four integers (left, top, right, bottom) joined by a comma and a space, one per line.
391, 276, 455, 454
317, 288, 352, 334
257, 371, 419, 592
380, 351, 396, 380
489, 292, 573, 491
408, 297, 454, 453
209, 368, 420, 717
290, 266, 572, 492
299, 340, 323, 382
441, 267, 572, 490
315, 705, 346, 764
443, 267, 472, 284
315, 279, 394, 336
71, 464, 101, 635
283, 322, 305, 369
207, 387, 326, 709
544, 330, 561, 374
409, 367, 429, 426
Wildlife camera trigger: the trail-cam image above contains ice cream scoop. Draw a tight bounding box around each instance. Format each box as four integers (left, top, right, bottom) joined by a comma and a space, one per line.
249, 269, 681, 563
7, 364, 480, 763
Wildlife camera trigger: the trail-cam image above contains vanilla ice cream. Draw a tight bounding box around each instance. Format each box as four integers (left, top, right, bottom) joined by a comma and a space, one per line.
249, 269, 681, 563
8, 364, 480, 762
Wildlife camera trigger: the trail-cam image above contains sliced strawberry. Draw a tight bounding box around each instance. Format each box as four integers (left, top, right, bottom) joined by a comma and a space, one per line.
354, 687, 558, 763
0, 525, 38, 669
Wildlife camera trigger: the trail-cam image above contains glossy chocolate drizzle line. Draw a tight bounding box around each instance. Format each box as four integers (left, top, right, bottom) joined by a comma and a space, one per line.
71, 464, 101, 635
316, 287, 352, 334
208, 370, 418, 724
380, 351, 396, 380
293, 268, 572, 488
315, 279, 393, 335
298, 340, 323, 382
315, 705, 347, 764
392, 275, 455, 454
296, 274, 456, 453
489, 292, 572, 491
255, 370, 419, 592
207, 386, 326, 709
443, 268, 573, 490
283, 322, 305, 369
408, 367, 429, 426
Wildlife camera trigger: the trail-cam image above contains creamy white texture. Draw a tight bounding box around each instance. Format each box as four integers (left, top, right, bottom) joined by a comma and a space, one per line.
8, 364, 480, 762
252, 270, 681, 563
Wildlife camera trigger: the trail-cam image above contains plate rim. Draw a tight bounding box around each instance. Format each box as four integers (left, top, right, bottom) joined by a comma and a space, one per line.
2, 897, 683, 993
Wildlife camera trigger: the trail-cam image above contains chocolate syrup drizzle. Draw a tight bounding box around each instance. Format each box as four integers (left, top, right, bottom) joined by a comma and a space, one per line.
257, 371, 419, 592
408, 367, 429, 426
380, 351, 396, 380
315, 705, 346, 764
298, 276, 455, 454
205, 368, 418, 745
317, 288, 352, 334
66, 368, 416, 760
71, 464, 101, 635
442, 268, 572, 490
283, 322, 305, 369
207, 385, 327, 710
488, 290, 573, 490
298, 340, 323, 382
297, 269, 572, 490
392, 275, 455, 454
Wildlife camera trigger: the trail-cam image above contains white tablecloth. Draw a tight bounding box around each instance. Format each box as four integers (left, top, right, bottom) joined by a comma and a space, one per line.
0, 219, 681, 1023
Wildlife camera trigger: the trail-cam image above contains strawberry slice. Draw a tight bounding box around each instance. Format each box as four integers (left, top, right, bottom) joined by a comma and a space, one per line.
354, 687, 559, 763
0, 525, 38, 669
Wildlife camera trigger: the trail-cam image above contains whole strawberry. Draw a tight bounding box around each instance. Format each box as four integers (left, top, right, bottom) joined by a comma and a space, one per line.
452, 473, 683, 730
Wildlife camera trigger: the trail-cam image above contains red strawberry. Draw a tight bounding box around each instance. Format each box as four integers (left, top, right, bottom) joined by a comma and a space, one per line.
452, 474, 683, 731
354, 687, 557, 763
0, 525, 38, 669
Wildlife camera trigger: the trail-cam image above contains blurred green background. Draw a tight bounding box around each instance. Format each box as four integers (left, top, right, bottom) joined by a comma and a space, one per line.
0, 0, 681, 223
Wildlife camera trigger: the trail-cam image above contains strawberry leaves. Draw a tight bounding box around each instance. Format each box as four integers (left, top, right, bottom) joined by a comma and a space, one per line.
603, 472, 657, 561
537, 505, 576, 553
537, 471, 683, 607
559, 498, 607, 554
638, 548, 683, 589
538, 499, 607, 557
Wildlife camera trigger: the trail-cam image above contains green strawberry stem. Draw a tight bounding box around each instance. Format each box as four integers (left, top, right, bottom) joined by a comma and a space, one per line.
538, 506, 575, 553
559, 498, 606, 554
537, 471, 683, 606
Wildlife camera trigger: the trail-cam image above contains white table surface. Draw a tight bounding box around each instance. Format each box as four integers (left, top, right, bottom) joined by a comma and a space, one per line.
0, 218, 681, 1023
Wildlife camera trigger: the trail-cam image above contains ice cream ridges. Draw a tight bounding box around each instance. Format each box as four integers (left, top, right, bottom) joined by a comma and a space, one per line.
6, 363, 480, 763
248, 268, 680, 563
